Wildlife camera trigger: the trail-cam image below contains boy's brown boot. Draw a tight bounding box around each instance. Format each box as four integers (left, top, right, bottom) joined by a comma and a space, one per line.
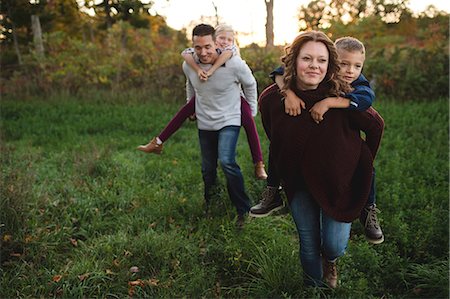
360, 204, 384, 244
249, 186, 284, 217
137, 137, 163, 154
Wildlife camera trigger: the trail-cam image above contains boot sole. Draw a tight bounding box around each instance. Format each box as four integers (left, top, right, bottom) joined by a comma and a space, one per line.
249, 205, 284, 218
366, 235, 384, 244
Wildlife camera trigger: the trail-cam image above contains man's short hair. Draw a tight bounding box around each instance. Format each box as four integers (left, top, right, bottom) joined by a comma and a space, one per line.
192, 24, 215, 40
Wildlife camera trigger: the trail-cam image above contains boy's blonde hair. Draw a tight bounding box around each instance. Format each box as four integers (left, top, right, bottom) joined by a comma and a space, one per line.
335, 36, 365, 55
214, 24, 235, 38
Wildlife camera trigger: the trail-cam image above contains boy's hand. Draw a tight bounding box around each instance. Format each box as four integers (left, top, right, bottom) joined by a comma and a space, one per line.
284, 92, 306, 116
309, 101, 330, 123
197, 69, 208, 81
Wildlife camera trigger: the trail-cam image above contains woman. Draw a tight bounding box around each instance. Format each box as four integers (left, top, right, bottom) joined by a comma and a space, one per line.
259, 31, 383, 288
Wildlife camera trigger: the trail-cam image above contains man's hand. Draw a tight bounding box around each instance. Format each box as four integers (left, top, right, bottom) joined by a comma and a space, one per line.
284, 91, 306, 116
309, 101, 330, 123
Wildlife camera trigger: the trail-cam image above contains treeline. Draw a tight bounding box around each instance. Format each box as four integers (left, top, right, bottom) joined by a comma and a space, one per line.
1, 0, 448, 101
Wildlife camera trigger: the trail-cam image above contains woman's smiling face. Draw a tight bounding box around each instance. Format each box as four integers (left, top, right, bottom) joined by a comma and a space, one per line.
295, 41, 329, 90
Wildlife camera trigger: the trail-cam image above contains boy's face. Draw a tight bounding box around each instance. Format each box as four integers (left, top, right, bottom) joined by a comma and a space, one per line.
215, 31, 234, 49
337, 49, 365, 84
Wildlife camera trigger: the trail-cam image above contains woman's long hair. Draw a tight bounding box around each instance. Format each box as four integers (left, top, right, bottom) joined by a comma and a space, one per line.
281, 31, 351, 96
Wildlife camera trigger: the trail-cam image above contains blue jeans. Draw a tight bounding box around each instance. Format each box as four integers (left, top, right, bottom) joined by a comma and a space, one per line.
290, 190, 351, 287
198, 126, 250, 216
367, 168, 376, 206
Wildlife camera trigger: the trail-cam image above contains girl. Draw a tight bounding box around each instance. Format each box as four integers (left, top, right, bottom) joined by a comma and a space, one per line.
137, 24, 267, 180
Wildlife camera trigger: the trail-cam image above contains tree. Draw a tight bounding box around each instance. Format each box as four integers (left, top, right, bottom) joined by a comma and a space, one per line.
264, 0, 274, 48
85, 0, 154, 29
298, 0, 329, 30
297, 0, 410, 30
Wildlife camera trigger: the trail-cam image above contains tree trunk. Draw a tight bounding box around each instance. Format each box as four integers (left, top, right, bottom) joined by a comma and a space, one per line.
11, 22, 22, 65
212, 1, 219, 27
265, 0, 274, 49
7, 6, 22, 65
104, 0, 112, 29
31, 15, 44, 58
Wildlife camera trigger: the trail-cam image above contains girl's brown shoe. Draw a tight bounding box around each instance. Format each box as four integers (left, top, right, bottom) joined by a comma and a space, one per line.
254, 161, 268, 180
137, 137, 163, 154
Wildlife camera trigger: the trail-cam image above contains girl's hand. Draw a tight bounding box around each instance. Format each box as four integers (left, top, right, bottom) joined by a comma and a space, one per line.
197, 70, 208, 81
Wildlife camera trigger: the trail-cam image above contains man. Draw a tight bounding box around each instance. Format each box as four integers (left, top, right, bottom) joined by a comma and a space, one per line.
183, 24, 257, 228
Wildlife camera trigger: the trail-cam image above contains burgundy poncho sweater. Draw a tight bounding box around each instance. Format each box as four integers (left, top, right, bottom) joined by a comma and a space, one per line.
259, 83, 384, 222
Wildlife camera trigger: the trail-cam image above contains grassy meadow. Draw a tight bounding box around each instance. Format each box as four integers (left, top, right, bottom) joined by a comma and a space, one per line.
1, 94, 448, 298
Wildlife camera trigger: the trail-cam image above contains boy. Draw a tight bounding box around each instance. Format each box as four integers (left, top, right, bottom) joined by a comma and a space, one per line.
250, 36, 385, 245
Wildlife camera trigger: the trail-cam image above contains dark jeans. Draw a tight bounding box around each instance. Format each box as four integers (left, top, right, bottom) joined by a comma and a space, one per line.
198, 126, 251, 216
367, 168, 376, 206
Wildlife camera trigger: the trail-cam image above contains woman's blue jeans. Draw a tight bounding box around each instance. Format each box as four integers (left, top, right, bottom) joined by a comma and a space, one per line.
290, 190, 351, 287
198, 126, 250, 216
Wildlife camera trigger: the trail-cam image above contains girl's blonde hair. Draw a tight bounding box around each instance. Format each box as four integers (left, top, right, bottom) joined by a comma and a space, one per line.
281, 30, 351, 96
214, 24, 235, 38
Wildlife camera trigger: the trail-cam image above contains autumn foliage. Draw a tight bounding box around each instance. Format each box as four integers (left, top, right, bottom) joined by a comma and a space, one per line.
1, 2, 448, 101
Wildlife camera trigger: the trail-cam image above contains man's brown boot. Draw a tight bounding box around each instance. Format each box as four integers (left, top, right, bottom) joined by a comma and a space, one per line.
137, 137, 163, 154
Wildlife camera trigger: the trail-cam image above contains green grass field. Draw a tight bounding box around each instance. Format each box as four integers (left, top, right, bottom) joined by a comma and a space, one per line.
1, 95, 448, 298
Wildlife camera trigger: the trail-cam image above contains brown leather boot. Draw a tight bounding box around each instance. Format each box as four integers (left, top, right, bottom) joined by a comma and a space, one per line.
322, 257, 338, 289
254, 161, 268, 180
137, 137, 163, 154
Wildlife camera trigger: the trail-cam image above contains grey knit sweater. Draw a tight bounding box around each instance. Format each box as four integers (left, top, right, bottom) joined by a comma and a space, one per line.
182, 56, 257, 131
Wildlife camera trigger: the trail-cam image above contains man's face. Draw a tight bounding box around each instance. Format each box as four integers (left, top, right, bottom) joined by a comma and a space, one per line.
337, 49, 365, 84
193, 34, 217, 64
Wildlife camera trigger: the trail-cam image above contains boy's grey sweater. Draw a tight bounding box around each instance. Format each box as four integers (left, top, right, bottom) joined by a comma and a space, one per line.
182, 56, 257, 131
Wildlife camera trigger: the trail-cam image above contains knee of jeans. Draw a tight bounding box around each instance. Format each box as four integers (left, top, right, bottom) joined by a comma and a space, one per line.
322, 243, 347, 260
218, 158, 236, 172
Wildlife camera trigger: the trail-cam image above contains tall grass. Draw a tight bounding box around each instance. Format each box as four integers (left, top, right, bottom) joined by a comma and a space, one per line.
1, 94, 448, 298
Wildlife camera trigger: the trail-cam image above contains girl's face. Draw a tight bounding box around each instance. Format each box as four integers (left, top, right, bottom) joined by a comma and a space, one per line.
215, 31, 234, 49
295, 41, 329, 90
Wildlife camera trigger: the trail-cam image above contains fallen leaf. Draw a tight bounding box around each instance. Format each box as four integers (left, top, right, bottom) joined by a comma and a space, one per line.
70, 238, 78, 247
78, 273, 89, 281
112, 259, 120, 267
105, 269, 114, 275
124, 250, 132, 257
148, 278, 159, 286
24, 235, 33, 243
52, 275, 62, 282
128, 279, 145, 287
3, 234, 12, 242
149, 222, 157, 228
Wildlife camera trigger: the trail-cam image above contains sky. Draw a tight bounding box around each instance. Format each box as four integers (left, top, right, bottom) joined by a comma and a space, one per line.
149, 0, 450, 46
